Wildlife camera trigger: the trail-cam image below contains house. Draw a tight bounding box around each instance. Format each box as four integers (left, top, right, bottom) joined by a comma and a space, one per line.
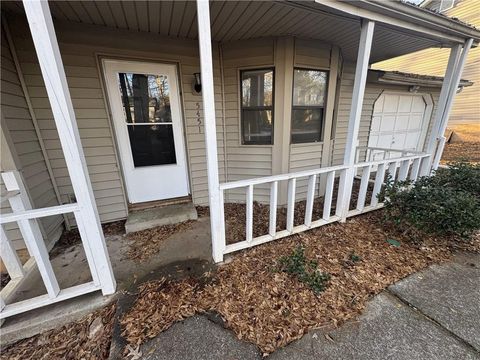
374, 0, 480, 127
0, 0, 478, 320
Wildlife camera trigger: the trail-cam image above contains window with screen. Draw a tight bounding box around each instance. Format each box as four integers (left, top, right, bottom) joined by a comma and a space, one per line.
291, 68, 328, 144
240, 68, 274, 145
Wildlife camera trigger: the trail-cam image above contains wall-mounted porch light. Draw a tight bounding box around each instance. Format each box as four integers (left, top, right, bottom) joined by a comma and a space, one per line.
193, 73, 202, 94
409, 85, 420, 93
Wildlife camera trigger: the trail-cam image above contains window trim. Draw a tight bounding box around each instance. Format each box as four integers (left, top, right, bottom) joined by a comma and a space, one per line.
239, 67, 275, 146
291, 67, 329, 144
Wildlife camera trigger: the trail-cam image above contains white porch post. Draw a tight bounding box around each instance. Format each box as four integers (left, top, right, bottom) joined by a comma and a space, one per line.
431, 38, 473, 170
196, 0, 225, 263
22, 0, 116, 294
420, 44, 461, 175
336, 19, 375, 222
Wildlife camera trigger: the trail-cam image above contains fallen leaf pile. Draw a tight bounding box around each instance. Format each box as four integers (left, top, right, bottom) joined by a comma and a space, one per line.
126, 221, 195, 262
120, 277, 200, 347
1, 303, 116, 360
120, 211, 480, 354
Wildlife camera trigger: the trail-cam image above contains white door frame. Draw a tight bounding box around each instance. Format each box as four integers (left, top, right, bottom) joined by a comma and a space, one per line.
102, 59, 190, 204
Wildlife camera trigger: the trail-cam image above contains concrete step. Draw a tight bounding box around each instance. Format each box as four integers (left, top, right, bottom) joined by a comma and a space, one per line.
125, 202, 198, 233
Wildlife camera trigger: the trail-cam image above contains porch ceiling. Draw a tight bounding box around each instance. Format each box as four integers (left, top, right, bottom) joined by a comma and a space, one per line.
0, 0, 465, 63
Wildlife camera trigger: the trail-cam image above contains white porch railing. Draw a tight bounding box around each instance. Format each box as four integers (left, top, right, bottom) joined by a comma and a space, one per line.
219, 165, 348, 254
216, 152, 431, 259
355, 146, 424, 163
0, 171, 103, 320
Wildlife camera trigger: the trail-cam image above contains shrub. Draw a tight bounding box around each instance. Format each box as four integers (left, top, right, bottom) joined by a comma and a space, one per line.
380, 162, 480, 239
277, 246, 330, 294
429, 162, 480, 198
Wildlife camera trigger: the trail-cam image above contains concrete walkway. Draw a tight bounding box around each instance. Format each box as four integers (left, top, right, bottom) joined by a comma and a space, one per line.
137, 252, 480, 360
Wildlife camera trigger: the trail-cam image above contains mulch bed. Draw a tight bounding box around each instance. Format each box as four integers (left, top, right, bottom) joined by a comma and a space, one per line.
1, 303, 116, 360
442, 124, 480, 164
119, 211, 480, 355
442, 142, 480, 164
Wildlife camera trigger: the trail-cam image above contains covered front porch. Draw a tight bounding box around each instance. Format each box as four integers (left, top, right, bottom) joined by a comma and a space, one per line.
0, 0, 477, 324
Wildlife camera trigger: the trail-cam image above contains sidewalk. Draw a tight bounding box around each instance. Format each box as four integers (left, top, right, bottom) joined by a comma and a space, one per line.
133, 252, 480, 360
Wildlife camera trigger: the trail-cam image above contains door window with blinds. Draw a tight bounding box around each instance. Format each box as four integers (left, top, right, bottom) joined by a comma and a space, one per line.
291, 68, 328, 143
240, 68, 274, 145
118, 73, 176, 167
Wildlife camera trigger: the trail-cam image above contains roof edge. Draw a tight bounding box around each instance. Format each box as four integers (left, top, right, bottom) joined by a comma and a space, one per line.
364, 0, 480, 42
370, 69, 473, 88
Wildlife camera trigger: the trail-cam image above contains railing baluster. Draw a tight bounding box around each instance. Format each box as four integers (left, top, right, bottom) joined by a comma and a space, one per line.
269, 181, 278, 237
356, 165, 372, 211
323, 170, 335, 220
304, 174, 317, 227
371, 163, 386, 207
0, 226, 25, 279
398, 159, 410, 181
335, 169, 347, 218
286, 178, 296, 232
387, 160, 398, 182
3, 172, 60, 299
246, 185, 254, 243
409, 157, 421, 182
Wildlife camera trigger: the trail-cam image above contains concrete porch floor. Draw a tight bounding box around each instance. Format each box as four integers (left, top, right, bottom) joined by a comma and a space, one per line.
0, 215, 213, 345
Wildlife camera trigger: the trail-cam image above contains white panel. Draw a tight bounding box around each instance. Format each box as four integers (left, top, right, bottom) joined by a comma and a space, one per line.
392, 133, 406, 149
380, 115, 395, 131
373, 94, 384, 113
408, 114, 424, 130
370, 116, 382, 132
382, 94, 399, 113
404, 132, 421, 149
368, 135, 379, 147
377, 134, 393, 148
398, 95, 412, 113
395, 115, 409, 131
411, 96, 426, 112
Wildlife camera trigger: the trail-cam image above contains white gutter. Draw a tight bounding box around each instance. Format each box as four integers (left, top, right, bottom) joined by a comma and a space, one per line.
312, 0, 480, 45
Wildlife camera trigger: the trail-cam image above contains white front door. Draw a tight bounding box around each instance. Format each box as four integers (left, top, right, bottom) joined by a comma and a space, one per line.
103, 60, 189, 204
368, 93, 432, 160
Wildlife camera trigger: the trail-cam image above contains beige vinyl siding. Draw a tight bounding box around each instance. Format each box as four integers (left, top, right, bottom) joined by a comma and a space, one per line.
1, 30, 63, 250
373, 0, 479, 126
9, 18, 226, 215
290, 40, 331, 200
332, 62, 441, 164
222, 38, 275, 203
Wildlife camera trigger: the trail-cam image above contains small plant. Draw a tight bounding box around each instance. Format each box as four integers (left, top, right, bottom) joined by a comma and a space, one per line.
349, 252, 361, 262
277, 246, 330, 294
380, 162, 480, 239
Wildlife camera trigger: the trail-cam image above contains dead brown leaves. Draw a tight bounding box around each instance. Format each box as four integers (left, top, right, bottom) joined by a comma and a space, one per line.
120, 277, 200, 349
1, 303, 116, 360
120, 212, 478, 355
126, 221, 195, 262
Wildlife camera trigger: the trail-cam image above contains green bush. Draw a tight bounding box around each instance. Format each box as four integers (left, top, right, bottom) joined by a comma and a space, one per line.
429, 162, 480, 198
277, 246, 330, 294
380, 162, 480, 239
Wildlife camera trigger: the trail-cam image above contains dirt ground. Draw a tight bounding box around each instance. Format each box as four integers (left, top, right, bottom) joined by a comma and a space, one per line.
120, 211, 480, 355
442, 124, 480, 164
4, 210, 479, 358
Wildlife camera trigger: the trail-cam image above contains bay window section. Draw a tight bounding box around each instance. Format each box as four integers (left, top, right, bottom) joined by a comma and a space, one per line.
241, 68, 274, 145
291, 68, 328, 143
